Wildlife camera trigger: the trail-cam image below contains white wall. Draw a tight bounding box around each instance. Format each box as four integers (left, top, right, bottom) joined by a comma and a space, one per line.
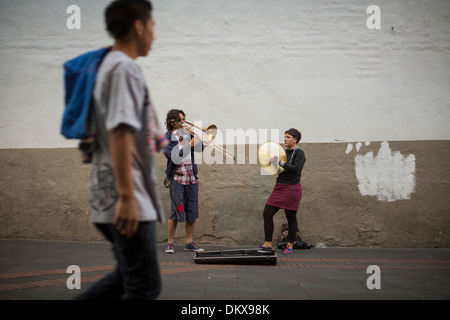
1, 0, 449, 148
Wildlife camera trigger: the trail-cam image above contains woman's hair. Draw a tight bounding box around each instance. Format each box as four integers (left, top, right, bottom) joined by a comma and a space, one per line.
285, 128, 302, 143
165, 109, 185, 131
105, 0, 152, 41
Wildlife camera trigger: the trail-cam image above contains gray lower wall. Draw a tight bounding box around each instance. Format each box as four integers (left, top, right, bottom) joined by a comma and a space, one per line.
1, 140, 449, 247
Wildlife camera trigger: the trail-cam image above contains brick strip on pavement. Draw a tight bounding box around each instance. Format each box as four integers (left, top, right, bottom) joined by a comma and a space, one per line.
1, 256, 449, 292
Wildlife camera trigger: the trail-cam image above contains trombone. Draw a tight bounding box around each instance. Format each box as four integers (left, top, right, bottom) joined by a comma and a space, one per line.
183, 120, 235, 160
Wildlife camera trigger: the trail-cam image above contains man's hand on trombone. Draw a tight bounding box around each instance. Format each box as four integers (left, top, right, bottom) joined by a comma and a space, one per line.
183, 125, 201, 147
190, 135, 202, 147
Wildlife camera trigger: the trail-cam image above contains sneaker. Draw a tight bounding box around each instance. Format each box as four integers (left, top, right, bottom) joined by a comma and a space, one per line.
184, 242, 204, 252
283, 247, 294, 255
165, 242, 175, 254
258, 245, 274, 254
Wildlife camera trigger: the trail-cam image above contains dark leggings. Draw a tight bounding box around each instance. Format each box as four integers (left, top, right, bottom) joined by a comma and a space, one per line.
263, 204, 298, 243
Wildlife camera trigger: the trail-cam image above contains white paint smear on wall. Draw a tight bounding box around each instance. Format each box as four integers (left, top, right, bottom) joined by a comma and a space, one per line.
353, 141, 416, 202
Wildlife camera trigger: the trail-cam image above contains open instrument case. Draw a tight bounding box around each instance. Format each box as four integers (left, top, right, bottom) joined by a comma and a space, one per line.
194, 248, 277, 266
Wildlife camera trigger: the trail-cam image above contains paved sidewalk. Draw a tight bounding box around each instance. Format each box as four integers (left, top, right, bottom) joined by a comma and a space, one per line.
0, 239, 449, 300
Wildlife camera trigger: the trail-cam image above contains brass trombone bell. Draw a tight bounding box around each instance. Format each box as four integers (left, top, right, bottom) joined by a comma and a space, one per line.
258, 141, 287, 175
184, 121, 217, 141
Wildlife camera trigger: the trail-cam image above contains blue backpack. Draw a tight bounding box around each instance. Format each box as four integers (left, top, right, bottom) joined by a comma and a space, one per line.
61, 47, 109, 139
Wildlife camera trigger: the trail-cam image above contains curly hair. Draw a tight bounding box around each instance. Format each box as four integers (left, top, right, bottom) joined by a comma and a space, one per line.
165, 109, 185, 131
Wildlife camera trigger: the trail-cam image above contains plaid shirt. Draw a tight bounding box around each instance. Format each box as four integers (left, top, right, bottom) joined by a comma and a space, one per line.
174, 156, 198, 185
172, 131, 198, 185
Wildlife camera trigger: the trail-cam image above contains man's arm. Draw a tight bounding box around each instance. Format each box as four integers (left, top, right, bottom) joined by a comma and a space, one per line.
109, 124, 138, 238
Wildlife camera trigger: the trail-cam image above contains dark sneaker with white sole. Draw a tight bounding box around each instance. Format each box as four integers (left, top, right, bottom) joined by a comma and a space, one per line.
184, 242, 204, 252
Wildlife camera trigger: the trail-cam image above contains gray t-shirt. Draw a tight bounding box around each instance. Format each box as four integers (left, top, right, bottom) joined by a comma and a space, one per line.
88, 50, 164, 223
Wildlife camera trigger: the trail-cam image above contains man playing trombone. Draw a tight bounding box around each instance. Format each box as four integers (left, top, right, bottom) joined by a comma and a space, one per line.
163, 109, 204, 253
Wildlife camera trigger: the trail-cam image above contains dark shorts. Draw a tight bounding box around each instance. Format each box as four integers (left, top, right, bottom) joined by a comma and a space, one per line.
169, 180, 199, 223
